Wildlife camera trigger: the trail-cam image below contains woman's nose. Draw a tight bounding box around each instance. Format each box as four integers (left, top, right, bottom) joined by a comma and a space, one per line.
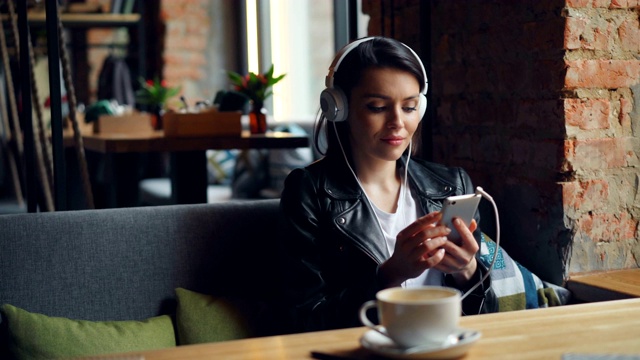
387, 107, 404, 128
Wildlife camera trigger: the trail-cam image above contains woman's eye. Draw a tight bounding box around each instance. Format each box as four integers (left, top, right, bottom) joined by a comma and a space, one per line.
367, 105, 386, 113
403, 107, 417, 113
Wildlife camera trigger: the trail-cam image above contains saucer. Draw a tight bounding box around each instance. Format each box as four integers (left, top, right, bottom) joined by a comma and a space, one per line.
359, 328, 481, 359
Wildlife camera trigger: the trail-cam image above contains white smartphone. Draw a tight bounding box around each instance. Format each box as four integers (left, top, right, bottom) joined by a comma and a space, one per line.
438, 193, 481, 243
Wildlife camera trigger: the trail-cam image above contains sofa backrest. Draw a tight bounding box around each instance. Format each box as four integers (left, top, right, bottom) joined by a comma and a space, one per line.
0, 199, 281, 325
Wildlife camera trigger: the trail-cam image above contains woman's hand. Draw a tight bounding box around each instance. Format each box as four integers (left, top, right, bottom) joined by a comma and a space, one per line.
435, 218, 479, 286
378, 212, 451, 288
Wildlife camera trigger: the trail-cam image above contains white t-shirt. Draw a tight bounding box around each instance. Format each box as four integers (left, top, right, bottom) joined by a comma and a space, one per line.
371, 183, 443, 287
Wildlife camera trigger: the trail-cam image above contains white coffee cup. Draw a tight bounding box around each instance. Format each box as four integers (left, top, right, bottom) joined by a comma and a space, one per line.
359, 286, 461, 348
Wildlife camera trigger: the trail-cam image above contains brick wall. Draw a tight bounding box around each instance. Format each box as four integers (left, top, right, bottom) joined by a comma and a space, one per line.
84, 1, 238, 107
562, 0, 640, 274
160, 0, 208, 105
161, 0, 241, 106
364, 0, 640, 284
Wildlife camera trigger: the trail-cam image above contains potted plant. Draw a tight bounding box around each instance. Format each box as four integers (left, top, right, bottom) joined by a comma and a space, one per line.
135, 77, 180, 130
227, 65, 285, 134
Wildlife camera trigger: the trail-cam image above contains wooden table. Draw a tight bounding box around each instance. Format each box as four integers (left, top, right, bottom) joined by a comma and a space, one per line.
80, 130, 309, 207
80, 130, 308, 154
90, 298, 640, 360
567, 268, 640, 302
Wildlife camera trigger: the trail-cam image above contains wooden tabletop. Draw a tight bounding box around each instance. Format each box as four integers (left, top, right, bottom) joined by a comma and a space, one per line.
567, 268, 640, 302
89, 298, 640, 360
79, 130, 309, 153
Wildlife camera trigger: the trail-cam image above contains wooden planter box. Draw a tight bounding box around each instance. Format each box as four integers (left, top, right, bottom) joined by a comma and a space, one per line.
163, 108, 242, 137
93, 112, 154, 135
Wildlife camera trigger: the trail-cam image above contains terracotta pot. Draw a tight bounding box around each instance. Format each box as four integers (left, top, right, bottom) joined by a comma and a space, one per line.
150, 105, 164, 130
249, 104, 268, 134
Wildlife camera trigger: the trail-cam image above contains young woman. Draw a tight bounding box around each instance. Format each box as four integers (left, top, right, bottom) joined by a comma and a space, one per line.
277, 37, 498, 333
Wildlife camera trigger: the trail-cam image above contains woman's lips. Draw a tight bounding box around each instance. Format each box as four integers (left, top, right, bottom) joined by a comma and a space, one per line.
381, 136, 405, 146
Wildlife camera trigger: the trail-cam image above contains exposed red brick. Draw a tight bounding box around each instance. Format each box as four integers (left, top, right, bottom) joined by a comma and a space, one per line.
564, 98, 611, 129
590, 24, 612, 50
165, 22, 186, 38
565, 16, 614, 50
619, 96, 633, 129
593, 0, 612, 7
186, 21, 210, 36
565, 16, 588, 49
164, 37, 207, 52
163, 66, 206, 82
188, 53, 207, 67
565, 60, 640, 88
619, 18, 640, 52
564, 138, 628, 169
161, 0, 210, 90
562, 179, 610, 212
620, 95, 633, 114
567, 0, 615, 7
567, 0, 591, 7
163, 53, 186, 66
576, 212, 638, 242
610, 0, 628, 7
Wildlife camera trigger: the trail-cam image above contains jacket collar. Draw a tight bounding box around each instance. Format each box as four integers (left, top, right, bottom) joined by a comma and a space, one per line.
321, 153, 458, 201
318, 154, 460, 264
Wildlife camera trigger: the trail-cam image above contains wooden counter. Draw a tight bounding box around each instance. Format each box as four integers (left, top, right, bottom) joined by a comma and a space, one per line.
567, 268, 640, 302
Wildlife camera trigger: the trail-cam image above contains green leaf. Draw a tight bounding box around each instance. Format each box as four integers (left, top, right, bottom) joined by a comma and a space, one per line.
268, 73, 286, 87
227, 71, 244, 86
265, 64, 274, 79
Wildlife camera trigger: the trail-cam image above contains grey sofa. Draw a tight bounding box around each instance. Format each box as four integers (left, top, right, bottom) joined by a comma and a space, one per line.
0, 199, 287, 356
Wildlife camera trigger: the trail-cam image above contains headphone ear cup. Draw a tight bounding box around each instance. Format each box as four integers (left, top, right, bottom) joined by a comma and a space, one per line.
418, 93, 427, 120
320, 87, 349, 122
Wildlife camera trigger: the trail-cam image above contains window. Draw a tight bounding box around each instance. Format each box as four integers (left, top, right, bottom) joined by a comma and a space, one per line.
244, 0, 369, 124
245, 0, 335, 124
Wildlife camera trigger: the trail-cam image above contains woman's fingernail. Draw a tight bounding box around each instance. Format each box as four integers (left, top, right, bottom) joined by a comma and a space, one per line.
445, 227, 451, 234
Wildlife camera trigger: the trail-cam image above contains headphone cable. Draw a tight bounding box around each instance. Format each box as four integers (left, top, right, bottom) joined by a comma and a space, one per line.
333, 122, 500, 303
460, 187, 500, 302
333, 121, 411, 281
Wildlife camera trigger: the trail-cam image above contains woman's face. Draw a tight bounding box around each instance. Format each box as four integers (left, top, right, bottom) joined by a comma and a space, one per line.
347, 67, 422, 165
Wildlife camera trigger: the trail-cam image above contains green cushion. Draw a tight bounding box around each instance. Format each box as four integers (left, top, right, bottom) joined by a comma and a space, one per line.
1, 304, 176, 359
175, 287, 258, 345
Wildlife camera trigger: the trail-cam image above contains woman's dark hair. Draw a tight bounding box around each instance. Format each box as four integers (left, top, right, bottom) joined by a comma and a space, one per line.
314, 36, 426, 157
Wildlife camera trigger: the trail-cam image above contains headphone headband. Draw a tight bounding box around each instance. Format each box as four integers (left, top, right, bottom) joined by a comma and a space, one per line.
325, 37, 374, 89
325, 37, 428, 95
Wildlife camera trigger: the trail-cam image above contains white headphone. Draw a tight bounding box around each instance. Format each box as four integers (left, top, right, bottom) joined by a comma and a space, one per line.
320, 37, 429, 122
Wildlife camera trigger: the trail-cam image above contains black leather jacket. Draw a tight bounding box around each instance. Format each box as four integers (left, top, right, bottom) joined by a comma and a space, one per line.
277, 153, 498, 333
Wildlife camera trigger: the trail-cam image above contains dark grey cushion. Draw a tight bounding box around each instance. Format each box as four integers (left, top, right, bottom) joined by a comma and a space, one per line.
0, 199, 282, 353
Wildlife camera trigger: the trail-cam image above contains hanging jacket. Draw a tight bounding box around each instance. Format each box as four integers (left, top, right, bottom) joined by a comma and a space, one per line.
97, 54, 135, 106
